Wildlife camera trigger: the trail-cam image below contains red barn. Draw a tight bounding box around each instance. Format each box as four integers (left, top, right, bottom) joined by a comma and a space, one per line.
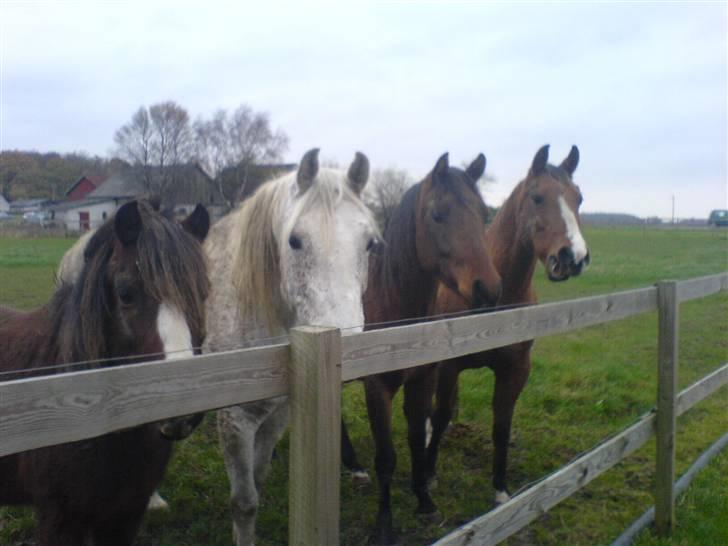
65, 175, 105, 201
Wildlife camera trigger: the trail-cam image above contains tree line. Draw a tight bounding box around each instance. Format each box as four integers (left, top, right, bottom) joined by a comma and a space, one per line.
0, 101, 289, 207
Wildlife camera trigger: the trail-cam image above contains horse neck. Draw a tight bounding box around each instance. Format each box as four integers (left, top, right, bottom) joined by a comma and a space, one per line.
365, 185, 439, 324
487, 182, 538, 304
0, 305, 59, 376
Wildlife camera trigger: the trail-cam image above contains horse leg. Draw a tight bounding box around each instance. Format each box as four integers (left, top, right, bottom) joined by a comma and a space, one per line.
341, 418, 370, 483
364, 377, 398, 546
36, 507, 87, 546
90, 507, 146, 546
491, 354, 531, 505
403, 368, 438, 515
425, 363, 461, 485
253, 399, 288, 494
218, 405, 262, 546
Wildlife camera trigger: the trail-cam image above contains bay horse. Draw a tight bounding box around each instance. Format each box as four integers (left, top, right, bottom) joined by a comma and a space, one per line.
0, 200, 210, 546
425, 144, 589, 506
361, 152, 502, 545
53, 200, 206, 511
204, 149, 380, 546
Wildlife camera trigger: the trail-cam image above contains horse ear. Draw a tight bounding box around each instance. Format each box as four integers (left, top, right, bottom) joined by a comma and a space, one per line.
466, 153, 486, 183
530, 145, 549, 176
433, 153, 449, 179
114, 201, 142, 246
347, 151, 370, 195
181, 204, 210, 242
560, 145, 579, 176
297, 148, 320, 193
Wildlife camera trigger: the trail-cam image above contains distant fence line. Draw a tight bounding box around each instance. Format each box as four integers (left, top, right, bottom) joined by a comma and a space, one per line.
1, 272, 727, 544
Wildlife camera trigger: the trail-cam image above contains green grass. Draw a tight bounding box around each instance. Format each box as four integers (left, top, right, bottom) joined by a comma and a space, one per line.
1, 227, 726, 545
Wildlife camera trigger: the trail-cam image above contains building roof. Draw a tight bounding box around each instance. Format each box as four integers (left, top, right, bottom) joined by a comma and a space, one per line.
89, 163, 225, 206
64, 175, 105, 197
49, 196, 118, 213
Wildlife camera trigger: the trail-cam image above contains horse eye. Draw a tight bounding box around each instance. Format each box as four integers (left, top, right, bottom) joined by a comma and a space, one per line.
288, 234, 302, 250
117, 286, 135, 306
366, 238, 377, 252
532, 194, 544, 205
432, 211, 445, 223
577, 194, 583, 206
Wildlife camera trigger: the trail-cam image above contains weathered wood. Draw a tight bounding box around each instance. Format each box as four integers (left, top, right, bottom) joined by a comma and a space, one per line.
342, 287, 657, 381
0, 343, 289, 457
433, 413, 657, 546
677, 363, 728, 416
655, 280, 679, 536
288, 326, 342, 546
677, 272, 728, 302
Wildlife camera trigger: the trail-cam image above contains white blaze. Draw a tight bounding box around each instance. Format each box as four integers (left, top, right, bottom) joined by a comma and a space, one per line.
558, 196, 588, 263
156, 303, 193, 360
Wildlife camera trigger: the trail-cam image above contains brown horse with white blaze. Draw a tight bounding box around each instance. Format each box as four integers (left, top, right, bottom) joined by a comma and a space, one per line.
425, 144, 590, 505
0, 200, 210, 546
361, 152, 502, 544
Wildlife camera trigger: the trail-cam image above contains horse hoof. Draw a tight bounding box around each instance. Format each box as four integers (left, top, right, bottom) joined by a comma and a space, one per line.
415, 499, 438, 517
427, 475, 439, 490
350, 469, 371, 485
147, 491, 170, 511
494, 490, 511, 505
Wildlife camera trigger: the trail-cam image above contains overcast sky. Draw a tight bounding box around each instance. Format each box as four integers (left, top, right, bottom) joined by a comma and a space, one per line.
1, 1, 726, 218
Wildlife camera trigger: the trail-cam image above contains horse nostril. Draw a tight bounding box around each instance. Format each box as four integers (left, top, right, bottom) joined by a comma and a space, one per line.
473, 279, 499, 308
558, 247, 574, 265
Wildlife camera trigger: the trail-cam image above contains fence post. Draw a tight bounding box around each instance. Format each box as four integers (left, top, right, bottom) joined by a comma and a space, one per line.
289, 326, 342, 546
655, 280, 678, 536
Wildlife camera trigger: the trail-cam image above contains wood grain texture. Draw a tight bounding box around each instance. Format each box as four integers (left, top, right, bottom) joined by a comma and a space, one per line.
655, 281, 679, 536
342, 287, 657, 381
432, 413, 657, 546
676, 272, 728, 302
0, 343, 289, 457
676, 363, 728, 416
288, 326, 342, 546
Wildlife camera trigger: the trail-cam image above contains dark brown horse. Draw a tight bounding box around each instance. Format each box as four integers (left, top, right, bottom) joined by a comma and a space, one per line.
425, 145, 589, 506
361, 152, 502, 544
0, 200, 210, 546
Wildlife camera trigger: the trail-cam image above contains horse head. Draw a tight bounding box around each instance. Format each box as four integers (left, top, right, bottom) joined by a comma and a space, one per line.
275, 148, 379, 331
74, 200, 211, 440
415, 153, 501, 308
519, 145, 590, 281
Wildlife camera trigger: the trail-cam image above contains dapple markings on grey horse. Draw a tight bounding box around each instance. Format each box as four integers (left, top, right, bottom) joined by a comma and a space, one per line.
205, 149, 378, 546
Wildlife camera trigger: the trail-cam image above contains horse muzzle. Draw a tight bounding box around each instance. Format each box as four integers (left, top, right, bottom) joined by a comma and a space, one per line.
158, 412, 205, 441
547, 248, 590, 282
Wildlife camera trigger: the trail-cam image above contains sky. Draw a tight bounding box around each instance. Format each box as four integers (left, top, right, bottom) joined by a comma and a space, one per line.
1, 1, 726, 218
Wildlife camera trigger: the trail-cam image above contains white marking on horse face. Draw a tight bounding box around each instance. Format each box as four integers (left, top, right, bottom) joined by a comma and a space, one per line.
279, 194, 374, 331
558, 195, 588, 263
156, 303, 194, 360
494, 490, 511, 505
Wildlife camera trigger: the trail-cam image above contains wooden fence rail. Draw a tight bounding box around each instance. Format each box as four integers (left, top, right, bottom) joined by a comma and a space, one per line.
1, 271, 727, 545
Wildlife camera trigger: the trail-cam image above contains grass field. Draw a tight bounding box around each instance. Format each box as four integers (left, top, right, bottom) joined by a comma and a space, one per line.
1, 226, 727, 545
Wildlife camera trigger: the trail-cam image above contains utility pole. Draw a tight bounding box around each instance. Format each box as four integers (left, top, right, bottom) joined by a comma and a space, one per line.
671, 194, 675, 224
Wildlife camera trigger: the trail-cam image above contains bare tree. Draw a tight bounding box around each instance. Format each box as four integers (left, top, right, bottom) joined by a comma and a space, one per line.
113, 101, 193, 195
365, 167, 412, 231
113, 107, 153, 188
193, 104, 288, 206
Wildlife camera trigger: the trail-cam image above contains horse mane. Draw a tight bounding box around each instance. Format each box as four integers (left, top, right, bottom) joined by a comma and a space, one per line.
370, 182, 421, 308
231, 169, 377, 330
58, 200, 209, 367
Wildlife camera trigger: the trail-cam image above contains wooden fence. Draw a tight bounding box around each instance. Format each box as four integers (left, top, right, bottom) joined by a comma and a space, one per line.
1, 272, 727, 545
